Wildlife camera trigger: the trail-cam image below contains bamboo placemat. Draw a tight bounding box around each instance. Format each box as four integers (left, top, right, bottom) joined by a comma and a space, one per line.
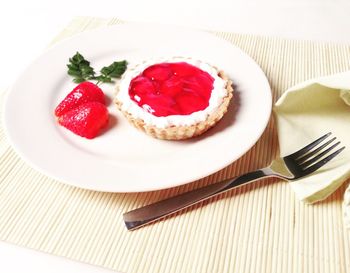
1, 17, 350, 273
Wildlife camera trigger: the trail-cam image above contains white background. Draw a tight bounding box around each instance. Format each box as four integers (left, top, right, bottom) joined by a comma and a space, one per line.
1, 0, 350, 90
1, 0, 350, 272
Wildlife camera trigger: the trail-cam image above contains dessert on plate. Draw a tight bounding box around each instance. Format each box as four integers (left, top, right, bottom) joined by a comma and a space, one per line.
115, 57, 233, 140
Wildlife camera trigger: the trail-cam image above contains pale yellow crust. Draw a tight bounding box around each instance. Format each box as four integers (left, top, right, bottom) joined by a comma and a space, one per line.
115, 70, 233, 140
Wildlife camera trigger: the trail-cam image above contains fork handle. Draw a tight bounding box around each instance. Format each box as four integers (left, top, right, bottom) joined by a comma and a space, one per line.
123, 168, 271, 230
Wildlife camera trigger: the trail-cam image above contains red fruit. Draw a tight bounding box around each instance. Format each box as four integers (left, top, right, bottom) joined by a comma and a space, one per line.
169, 62, 198, 77
159, 75, 184, 97
175, 92, 208, 115
55, 82, 105, 117
58, 102, 109, 139
143, 64, 172, 81
141, 94, 178, 117
129, 75, 155, 96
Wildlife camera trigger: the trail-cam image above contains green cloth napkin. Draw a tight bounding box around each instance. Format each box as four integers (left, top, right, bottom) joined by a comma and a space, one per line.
274, 71, 350, 204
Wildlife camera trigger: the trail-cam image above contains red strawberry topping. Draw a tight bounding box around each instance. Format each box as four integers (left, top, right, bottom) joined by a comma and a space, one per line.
55, 81, 105, 117
128, 62, 214, 117
58, 102, 109, 139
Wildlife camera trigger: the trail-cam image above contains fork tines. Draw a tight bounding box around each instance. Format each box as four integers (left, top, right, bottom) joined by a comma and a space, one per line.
291, 132, 345, 172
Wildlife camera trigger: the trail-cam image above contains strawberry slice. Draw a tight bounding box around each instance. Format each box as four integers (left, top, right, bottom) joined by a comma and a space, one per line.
129, 75, 155, 96
143, 64, 172, 81
175, 92, 207, 115
58, 102, 109, 139
55, 81, 105, 117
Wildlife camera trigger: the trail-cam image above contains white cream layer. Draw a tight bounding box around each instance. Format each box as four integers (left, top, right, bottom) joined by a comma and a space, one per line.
116, 57, 228, 128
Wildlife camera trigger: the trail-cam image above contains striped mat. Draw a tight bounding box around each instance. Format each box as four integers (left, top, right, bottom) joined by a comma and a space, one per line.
1, 17, 350, 273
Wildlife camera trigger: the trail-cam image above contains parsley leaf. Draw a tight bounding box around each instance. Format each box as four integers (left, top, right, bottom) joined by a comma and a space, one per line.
67, 52, 96, 83
97, 61, 128, 83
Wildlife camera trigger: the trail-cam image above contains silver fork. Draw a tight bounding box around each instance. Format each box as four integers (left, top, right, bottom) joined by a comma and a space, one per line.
123, 132, 345, 230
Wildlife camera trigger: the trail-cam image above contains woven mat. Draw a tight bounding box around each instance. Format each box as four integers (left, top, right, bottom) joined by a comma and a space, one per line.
1, 17, 350, 273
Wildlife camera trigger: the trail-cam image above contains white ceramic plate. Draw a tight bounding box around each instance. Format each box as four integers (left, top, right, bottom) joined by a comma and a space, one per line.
4, 23, 271, 192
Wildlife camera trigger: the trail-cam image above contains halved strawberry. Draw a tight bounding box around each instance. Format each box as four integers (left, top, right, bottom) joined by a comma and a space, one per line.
58, 102, 109, 139
55, 81, 105, 117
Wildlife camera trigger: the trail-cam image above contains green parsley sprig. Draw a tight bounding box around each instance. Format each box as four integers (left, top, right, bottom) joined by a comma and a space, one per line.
95, 61, 128, 84
67, 52, 95, 83
67, 52, 127, 84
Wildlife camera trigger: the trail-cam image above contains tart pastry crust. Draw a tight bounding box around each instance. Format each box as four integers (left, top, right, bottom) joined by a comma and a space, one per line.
115, 69, 233, 140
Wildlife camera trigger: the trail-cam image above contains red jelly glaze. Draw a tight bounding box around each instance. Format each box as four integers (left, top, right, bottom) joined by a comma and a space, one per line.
128, 62, 214, 117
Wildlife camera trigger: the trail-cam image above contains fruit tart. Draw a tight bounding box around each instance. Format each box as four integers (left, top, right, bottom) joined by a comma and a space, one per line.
115, 57, 233, 140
